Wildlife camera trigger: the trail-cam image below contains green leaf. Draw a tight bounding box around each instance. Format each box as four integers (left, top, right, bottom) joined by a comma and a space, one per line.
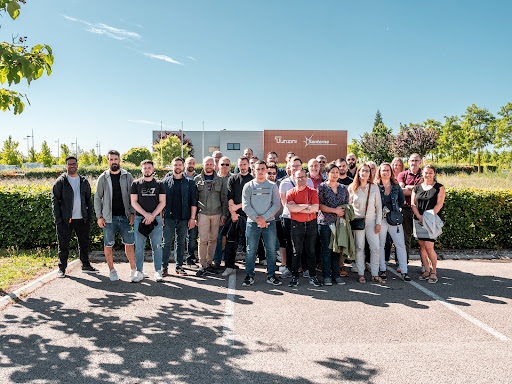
6, 1, 20, 20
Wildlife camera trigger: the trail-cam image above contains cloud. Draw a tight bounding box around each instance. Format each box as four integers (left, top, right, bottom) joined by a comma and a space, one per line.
128, 120, 175, 128
63, 15, 141, 41
143, 53, 183, 65
186, 56, 197, 61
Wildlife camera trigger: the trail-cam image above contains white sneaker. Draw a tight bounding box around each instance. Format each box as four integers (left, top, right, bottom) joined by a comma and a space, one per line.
130, 270, 148, 278
262, 259, 267, 266
222, 268, 235, 277
279, 265, 287, 272
303, 270, 310, 278
154, 270, 163, 282
109, 269, 119, 282
131, 271, 144, 283
280, 268, 292, 278
351, 265, 359, 273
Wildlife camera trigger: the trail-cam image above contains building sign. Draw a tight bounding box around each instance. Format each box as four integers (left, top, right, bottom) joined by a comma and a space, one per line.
275, 136, 297, 144
303, 134, 336, 147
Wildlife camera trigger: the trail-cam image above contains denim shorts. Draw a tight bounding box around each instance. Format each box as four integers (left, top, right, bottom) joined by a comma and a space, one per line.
103, 216, 135, 246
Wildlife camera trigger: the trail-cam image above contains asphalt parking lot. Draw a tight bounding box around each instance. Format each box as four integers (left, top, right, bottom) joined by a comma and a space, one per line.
1, 258, 511, 383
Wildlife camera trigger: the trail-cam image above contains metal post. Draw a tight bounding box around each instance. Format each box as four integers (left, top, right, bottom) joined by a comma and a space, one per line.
55, 139, 60, 159
181, 121, 184, 157
202, 121, 205, 160
160, 121, 163, 168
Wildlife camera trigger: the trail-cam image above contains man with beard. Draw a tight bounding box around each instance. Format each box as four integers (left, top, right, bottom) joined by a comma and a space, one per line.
213, 156, 232, 268
335, 158, 354, 186
95, 150, 136, 281
52, 156, 98, 277
184, 157, 199, 267
161, 157, 197, 277
212, 151, 223, 172
130, 160, 166, 282
234, 148, 254, 174
346, 153, 358, 179
316, 155, 328, 179
266, 151, 287, 180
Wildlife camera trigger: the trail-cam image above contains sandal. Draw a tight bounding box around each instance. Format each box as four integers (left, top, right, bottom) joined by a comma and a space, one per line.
378, 271, 387, 280
358, 275, 366, 284
401, 273, 411, 282
428, 273, 438, 284
419, 272, 430, 281
372, 276, 386, 284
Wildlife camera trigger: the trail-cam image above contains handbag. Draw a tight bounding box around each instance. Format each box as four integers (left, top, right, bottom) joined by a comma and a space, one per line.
386, 210, 403, 226
350, 184, 371, 231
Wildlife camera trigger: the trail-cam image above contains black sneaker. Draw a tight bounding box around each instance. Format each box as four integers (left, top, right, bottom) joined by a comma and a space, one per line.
196, 267, 206, 277
379, 271, 387, 280
175, 267, 188, 276
266, 275, 282, 286
186, 262, 199, 269
309, 276, 323, 287
206, 265, 219, 274
242, 275, 254, 287
82, 265, 99, 273
162, 268, 169, 277
288, 276, 299, 287
57, 269, 65, 278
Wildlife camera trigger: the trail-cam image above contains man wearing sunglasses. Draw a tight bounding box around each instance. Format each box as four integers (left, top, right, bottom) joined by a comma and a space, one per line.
213, 156, 232, 268
267, 151, 287, 180
316, 155, 328, 179
346, 153, 358, 179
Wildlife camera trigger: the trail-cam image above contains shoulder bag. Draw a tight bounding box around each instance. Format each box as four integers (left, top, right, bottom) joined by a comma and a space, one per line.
351, 184, 371, 231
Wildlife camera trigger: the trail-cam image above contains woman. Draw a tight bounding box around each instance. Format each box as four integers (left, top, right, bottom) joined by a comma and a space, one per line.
386, 157, 405, 266
367, 161, 377, 183
411, 165, 445, 283
391, 157, 404, 179
318, 164, 350, 285
348, 163, 384, 284
375, 163, 410, 281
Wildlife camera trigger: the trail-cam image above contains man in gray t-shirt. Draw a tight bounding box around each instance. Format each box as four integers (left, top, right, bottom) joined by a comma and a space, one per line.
51, 156, 97, 277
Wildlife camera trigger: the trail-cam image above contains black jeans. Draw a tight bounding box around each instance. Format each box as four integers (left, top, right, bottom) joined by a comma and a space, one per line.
290, 219, 317, 277
401, 206, 413, 262
56, 219, 92, 271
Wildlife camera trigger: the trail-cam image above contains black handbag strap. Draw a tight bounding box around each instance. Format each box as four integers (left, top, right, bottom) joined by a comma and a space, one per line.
364, 184, 371, 225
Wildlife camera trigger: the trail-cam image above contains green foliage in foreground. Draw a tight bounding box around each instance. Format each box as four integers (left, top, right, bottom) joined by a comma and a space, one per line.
0, 185, 511, 250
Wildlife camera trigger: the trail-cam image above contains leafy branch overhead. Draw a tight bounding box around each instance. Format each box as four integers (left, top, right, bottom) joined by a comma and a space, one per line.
0, 0, 54, 114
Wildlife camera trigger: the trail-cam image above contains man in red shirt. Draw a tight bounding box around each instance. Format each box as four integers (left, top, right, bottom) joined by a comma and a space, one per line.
286, 169, 323, 287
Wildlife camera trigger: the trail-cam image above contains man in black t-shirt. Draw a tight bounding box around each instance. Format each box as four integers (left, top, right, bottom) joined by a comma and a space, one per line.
335, 158, 354, 186
346, 153, 358, 179
130, 160, 166, 283
95, 150, 136, 281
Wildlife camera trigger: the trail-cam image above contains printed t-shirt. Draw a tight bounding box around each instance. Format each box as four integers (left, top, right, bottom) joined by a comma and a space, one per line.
130, 177, 165, 216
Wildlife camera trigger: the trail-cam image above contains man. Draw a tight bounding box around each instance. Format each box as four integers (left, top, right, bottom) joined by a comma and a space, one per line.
130, 160, 166, 282
52, 156, 98, 277
222, 156, 254, 277
195, 156, 228, 276
266, 151, 287, 180
184, 157, 199, 267
212, 151, 223, 172
234, 148, 253, 173
161, 157, 198, 277
346, 153, 357, 179
285, 152, 296, 164
267, 162, 287, 272
279, 156, 314, 278
335, 158, 354, 186
241, 160, 281, 286
213, 156, 232, 268
316, 155, 328, 179
398, 153, 423, 260
307, 158, 324, 189
95, 150, 136, 281
286, 169, 322, 287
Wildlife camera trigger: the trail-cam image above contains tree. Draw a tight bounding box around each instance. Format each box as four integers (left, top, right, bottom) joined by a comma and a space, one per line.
374, 109, 383, 128
391, 124, 439, 159
36, 140, 53, 167
494, 102, 512, 171
359, 123, 394, 164
422, 119, 442, 161
438, 116, 466, 164
57, 144, 70, 165
1, 0, 54, 114
0, 135, 23, 165
28, 146, 37, 162
153, 135, 191, 167
121, 147, 152, 166
461, 104, 495, 173
97, 154, 103, 165
346, 138, 363, 160
156, 131, 194, 156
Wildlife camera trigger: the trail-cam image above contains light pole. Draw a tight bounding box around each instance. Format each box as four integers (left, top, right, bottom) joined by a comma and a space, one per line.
55, 139, 60, 159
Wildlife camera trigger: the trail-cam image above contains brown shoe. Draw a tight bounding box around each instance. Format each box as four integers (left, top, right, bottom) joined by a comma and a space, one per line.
339, 269, 349, 277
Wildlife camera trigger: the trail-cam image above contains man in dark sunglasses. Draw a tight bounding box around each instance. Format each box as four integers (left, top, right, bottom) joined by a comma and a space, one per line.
213, 156, 232, 268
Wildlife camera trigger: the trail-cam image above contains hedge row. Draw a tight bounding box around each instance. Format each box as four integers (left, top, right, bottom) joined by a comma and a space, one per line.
1, 186, 511, 250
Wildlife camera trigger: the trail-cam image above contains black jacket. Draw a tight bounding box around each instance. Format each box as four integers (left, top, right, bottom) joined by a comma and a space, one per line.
162, 172, 198, 220
51, 173, 93, 225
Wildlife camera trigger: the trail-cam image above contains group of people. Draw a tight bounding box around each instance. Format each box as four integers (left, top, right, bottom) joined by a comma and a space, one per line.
51, 148, 445, 287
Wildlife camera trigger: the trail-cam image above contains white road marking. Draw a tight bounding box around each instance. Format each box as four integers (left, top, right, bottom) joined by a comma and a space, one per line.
222, 273, 236, 345
387, 267, 511, 342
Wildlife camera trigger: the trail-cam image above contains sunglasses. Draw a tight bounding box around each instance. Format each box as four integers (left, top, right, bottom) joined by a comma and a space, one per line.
267, 172, 277, 175
220, 163, 230, 166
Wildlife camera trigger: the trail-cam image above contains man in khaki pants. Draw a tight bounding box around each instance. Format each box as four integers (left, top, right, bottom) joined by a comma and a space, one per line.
194, 156, 228, 276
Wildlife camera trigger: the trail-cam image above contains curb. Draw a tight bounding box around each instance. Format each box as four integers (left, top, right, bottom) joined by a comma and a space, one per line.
0, 259, 81, 308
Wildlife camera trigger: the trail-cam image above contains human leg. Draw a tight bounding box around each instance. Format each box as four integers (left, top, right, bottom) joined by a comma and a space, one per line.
290, 220, 306, 277
162, 218, 178, 271
244, 222, 260, 278
261, 221, 277, 276
149, 216, 163, 272
133, 216, 146, 272
56, 223, 72, 272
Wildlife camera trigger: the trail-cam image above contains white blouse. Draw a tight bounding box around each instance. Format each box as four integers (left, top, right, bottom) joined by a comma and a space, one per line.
348, 183, 382, 225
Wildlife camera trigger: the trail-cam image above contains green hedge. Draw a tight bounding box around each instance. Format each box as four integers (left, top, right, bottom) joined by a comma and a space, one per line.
1, 186, 511, 250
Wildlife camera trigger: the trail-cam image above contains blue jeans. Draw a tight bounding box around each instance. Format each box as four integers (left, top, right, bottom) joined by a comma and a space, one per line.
134, 215, 163, 272
213, 223, 226, 265
102, 216, 135, 246
186, 226, 198, 264
162, 218, 188, 269
245, 221, 277, 278
318, 224, 340, 279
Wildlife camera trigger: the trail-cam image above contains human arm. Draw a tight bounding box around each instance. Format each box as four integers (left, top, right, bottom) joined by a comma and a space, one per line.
220, 177, 228, 225
373, 185, 382, 233
189, 206, 197, 229
433, 185, 445, 215
51, 179, 63, 225
410, 189, 422, 223
260, 184, 281, 221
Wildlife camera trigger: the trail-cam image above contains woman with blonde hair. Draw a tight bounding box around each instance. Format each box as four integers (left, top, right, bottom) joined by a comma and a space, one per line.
411, 165, 445, 283
348, 163, 384, 284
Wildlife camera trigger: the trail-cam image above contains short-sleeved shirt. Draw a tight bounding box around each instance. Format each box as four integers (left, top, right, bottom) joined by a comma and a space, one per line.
398, 168, 422, 207
204, 174, 214, 191
308, 174, 324, 190
414, 182, 443, 217
279, 177, 314, 219
317, 182, 349, 225
67, 175, 82, 219
130, 177, 165, 216
110, 172, 125, 217
337, 175, 353, 186
286, 186, 319, 222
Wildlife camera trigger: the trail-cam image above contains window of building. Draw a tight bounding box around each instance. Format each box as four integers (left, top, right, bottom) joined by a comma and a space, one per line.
208, 146, 220, 153
227, 143, 240, 151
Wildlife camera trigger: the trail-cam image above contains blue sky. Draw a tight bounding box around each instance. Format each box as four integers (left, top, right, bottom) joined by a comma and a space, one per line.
2, 0, 511, 157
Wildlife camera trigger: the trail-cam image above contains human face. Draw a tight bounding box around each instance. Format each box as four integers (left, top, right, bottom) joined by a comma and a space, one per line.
108, 154, 120, 172
244, 149, 253, 159
203, 159, 214, 174
285, 153, 294, 163
327, 167, 339, 182
392, 161, 403, 176
347, 155, 357, 169
336, 160, 348, 176
255, 163, 267, 181
369, 164, 376, 180
65, 159, 78, 176
409, 155, 421, 170
295, 170, 307, 187
185, 158, 195, 172
219, 157, 231, 172
308, 160, 320, 176
267, 168, 277, 182
423, 167, 436, 183
379, 165, 392, 181
267, 153, 278, 163
172, 159, 184, 175
358, 166, 370, 182
238, 159, 249, 175
142, 163, 154, 178
214, 152, 222, 164
290, 160, 302, 176
316, 157, 326, 172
